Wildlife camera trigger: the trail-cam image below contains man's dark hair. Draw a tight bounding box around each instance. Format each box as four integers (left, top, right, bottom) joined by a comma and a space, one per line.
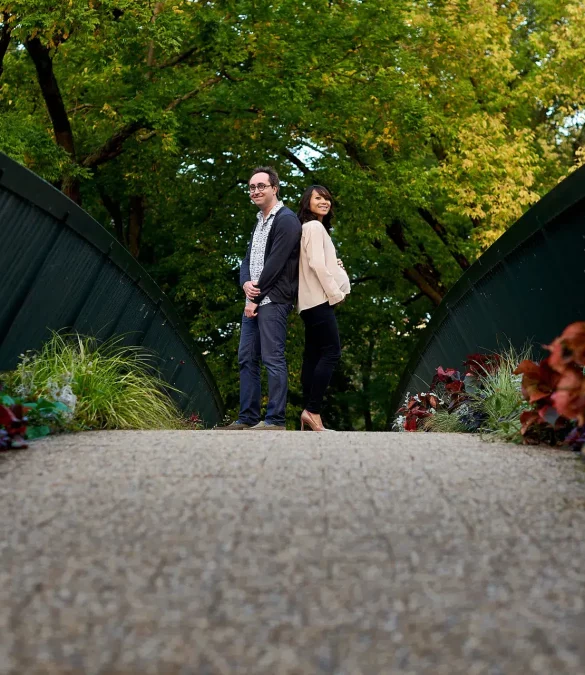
297, 185, 335, 232
249, 166, 280, 191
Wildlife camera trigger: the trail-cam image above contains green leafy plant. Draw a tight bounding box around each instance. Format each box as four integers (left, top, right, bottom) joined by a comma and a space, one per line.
8, 332, 184, 431
0, 392, 71, 441
398, 327, 585, 452
470, 346, 532, 442
1, 371, 76, 447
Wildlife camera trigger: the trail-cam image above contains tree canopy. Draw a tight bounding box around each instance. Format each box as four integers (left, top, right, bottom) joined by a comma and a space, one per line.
1, 0, 584, 428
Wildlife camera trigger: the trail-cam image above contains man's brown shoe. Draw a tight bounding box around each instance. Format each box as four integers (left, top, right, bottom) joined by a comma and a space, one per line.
249, 421, 286, 431
215, 421, 252, 430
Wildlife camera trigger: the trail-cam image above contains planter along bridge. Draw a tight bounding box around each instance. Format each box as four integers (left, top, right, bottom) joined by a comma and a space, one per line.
0, 152, 223, 427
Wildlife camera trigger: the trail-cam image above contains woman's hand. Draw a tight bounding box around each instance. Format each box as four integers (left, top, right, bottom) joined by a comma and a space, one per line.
337, 258, 345, 270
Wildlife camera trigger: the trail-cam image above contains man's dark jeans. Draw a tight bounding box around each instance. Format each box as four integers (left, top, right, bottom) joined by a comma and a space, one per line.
238, 302, 293, 426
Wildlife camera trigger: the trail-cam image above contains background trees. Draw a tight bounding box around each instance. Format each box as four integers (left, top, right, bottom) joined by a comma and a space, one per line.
1, 0, 584, 428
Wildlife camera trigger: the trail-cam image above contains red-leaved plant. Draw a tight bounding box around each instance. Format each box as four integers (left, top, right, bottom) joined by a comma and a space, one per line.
397, 354, 498, 432
463, 353, 501, 377
430, 366, 467, 412
396, 354, 496, 432
0, 404, 28, 450
397, 393, 440, 431
514, 322, 585, 449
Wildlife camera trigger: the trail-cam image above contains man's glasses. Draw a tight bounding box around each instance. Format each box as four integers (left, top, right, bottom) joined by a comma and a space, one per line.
248, 183, 272, 193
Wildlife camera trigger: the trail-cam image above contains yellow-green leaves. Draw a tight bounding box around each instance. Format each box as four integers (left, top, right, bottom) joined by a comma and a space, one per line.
438, 114, 541, 246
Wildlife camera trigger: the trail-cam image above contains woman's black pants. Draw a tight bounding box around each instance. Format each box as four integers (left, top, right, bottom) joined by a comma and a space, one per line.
300, 301, 341, 414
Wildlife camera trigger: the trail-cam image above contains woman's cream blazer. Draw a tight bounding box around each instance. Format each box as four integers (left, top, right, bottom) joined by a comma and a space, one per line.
298, 220, 351, 313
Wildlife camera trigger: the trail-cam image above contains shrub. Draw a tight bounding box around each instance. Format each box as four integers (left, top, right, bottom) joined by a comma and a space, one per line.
423, 409, 467, 433
395, 345, 531, 441
1, 377, 75, 449
394, 324, 585, 452
394, 392, 441, 431
6, 332, 185, 431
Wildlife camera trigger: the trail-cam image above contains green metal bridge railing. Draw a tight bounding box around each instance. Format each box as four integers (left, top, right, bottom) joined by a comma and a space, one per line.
393, 164, 585, 411
0, 153, 224, 427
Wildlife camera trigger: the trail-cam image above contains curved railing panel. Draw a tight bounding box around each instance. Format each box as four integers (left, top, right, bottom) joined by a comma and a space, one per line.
0, 153, 223, 426
393, 165, 585, 409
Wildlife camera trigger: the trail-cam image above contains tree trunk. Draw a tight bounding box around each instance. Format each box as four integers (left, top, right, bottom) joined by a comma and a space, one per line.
146, 2, 165, 68
384, 399, 397, 431
418, 208, 471, 270
384, 220, 446, 304
402, 268, 443, 306
361, 336, 375, 431
0, 14, 11, 78
128, 195, 145, 259
81, 121, 144, 169
100, 191, 126, 246
25, 37, 80, 203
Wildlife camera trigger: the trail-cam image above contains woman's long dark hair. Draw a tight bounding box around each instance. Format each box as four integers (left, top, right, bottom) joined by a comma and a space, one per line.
297, 185, 335, 232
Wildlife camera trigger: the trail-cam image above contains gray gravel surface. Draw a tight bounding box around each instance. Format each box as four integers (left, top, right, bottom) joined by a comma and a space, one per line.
0, 430, 584, 675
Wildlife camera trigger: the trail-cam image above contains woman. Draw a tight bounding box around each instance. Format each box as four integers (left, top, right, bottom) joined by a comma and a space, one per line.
297, 185, 350, 431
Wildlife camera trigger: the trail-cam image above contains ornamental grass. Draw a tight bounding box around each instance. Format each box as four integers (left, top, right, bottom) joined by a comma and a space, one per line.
470, 345, 532, 442
9, 332, 183, 431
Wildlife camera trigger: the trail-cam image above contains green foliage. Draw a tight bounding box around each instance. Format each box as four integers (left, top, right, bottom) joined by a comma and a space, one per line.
472, 346, 532, 442
9, 332, 183, 430
423, 409, 467, 433
24, 396, 71, 438
0, 387, 72, 447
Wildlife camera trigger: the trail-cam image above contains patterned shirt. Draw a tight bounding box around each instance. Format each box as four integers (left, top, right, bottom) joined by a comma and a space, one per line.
247, 201, 284, 307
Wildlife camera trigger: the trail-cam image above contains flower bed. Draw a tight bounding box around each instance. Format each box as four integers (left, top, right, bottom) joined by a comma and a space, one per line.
0, 332, 203, 450
393, 322, 585, 452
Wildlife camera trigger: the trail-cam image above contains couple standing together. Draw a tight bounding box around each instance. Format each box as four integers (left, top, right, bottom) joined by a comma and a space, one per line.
219, 166, 350, 432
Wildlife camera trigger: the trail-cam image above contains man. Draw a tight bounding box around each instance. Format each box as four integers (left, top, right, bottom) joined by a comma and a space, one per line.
218, 166, 301, 430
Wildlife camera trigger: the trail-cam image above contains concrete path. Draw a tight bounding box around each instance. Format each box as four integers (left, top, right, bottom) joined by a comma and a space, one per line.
0, 431, 584, 675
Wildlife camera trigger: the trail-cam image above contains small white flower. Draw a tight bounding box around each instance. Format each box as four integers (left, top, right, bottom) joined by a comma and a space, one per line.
55, 385, 77, 420
392, 415, 407, 432
47, 379, 60, 398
